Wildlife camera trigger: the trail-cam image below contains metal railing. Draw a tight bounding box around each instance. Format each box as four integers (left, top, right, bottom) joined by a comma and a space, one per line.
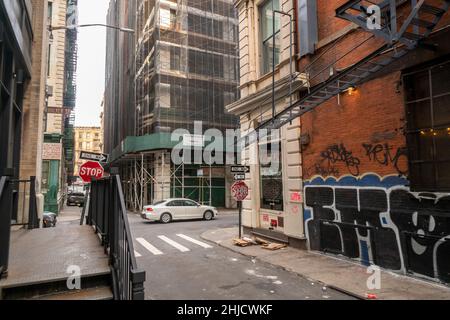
87, 174, 146, 300
10, 177, 39, 229
0, 175, 11, 278
0, 172, 39, 279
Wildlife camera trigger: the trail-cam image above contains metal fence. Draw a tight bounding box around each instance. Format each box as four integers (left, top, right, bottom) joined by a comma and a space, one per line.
10, 177, 39, 228
0, 174, 39, 279
0, 176, 11, 278
87, 174, 146, 300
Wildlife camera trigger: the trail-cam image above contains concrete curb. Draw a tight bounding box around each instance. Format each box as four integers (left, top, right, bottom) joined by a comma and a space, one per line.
200, 228, 450, 300
200, 229, 367, 300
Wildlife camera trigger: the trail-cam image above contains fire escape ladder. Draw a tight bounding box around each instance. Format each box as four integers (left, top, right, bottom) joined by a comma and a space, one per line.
336, 0, 450, 48
242, 0, 449, 148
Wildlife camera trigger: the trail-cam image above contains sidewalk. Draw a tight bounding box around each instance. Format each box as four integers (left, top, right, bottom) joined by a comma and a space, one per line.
57, 205, 83, 224
201, 227, 450, 300
218, 208, 238, 215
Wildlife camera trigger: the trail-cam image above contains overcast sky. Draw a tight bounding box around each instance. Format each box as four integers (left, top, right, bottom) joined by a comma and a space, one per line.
75, 0, 110, 127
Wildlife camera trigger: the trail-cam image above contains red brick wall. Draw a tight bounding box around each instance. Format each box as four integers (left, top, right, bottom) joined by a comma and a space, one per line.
317, 0, 350, 40
299, 0, 450, 180
301, 72, 408, 179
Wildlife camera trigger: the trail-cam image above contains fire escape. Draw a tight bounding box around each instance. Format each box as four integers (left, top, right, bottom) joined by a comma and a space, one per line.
245, 0, 450, 147
63, 0, 78, 184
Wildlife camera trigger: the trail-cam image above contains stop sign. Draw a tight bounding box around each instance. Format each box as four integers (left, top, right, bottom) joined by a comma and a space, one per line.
79, 161, 104, 183
231, 181, 249, 202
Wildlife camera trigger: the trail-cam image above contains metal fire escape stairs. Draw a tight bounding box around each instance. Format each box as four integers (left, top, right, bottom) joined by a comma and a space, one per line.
244, 0, 450, 147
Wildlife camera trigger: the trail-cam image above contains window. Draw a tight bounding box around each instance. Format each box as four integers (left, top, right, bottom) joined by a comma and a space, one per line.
170, 9, 177, 28
42, 160, 50, 192
183, 200, 199, 207
298, 0, 318, 57
160, 46, 170, 70
260, 0, 281, 75
259, 133, 283, 211
170, 46, 181, 71
47, 44, 52, 76
167, 200, 184, 207
47, 2, 53, 26
403, 59, 450, 191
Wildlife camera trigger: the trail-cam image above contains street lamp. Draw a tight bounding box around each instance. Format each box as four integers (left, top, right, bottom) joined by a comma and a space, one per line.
49, 24, 135, 34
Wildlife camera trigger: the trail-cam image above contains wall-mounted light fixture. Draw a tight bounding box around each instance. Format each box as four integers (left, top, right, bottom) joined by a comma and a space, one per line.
346, 86, 357, 96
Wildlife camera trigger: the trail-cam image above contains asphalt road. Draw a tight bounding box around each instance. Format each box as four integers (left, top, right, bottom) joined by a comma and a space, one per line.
128, 212, 355, 300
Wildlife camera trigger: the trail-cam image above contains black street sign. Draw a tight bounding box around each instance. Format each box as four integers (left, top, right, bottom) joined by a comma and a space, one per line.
233, 174, 246, 181
80, 151, 109, 163
231, 166, 250, 174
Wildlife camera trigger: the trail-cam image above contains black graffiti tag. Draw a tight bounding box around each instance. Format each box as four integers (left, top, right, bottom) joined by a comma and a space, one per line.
320, 144, 361, 176
362, 143, 408, 175
305, 163, 340, 178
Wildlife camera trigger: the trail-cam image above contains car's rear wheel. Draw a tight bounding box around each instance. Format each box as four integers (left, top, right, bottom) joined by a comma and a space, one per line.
160, 213, 172, 224
204, 211, 214, 221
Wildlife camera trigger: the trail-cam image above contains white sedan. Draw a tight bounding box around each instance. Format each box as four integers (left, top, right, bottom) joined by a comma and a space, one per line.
141, 199, 218, 223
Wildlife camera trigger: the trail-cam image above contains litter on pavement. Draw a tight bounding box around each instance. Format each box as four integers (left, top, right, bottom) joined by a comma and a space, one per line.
233, 236, 287, 251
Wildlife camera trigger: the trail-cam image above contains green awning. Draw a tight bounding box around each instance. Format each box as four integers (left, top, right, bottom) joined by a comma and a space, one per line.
109, 132, 239, 163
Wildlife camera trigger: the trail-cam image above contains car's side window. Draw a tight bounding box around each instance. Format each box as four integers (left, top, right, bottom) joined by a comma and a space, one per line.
183, 200, 197, 207
167, 201, 178, 207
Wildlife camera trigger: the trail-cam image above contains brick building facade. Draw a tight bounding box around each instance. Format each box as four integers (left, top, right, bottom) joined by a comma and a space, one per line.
73, 127, 103, 179
301, 0, 450, 285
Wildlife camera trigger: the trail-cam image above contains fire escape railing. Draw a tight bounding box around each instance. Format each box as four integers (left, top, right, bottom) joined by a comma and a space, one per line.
242, 0, 450, 148
87, 174, 146, 300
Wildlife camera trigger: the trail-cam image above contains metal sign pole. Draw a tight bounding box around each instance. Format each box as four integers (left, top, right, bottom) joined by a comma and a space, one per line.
80, 183, 90, 225
231, 180, 248, 240
239, 200, 242, 239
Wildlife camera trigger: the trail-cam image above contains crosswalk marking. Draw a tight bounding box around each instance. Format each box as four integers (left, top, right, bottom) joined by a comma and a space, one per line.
176, 234, 213, 249
136, 238, 164, 255
158, 235, 190, 252
134, 250, 142, 258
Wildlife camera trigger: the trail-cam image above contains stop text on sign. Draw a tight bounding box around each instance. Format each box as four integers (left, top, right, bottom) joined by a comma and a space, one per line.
79, 161, 104, 183
80, 167, 103, 177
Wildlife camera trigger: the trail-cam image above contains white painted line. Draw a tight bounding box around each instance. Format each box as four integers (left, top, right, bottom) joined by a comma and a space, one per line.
134, 250, 142, 258
136, 238, 164, 255
158, 235, 190, 252
176, 234, 213, 249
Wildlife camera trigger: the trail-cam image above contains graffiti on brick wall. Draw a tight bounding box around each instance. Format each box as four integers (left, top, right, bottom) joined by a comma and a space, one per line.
362, 143, 408, 175
305, 163, 340, 178
306, 141, 408, 178
304, 174, 450, 283
318, 144, 361, 176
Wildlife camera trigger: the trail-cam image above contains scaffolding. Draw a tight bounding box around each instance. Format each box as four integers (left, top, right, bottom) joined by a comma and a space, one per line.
135, 0, 240, 135
119, 151, 227, 212
115, 0, 240, 211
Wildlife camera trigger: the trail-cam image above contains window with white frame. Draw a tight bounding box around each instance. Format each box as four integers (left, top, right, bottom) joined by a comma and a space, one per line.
259, 130, 283, 211
260, 0, 281, 75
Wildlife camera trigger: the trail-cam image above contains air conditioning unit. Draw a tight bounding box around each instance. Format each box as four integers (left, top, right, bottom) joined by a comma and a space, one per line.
46, 85, 54, 97
298, 72, 310, 89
